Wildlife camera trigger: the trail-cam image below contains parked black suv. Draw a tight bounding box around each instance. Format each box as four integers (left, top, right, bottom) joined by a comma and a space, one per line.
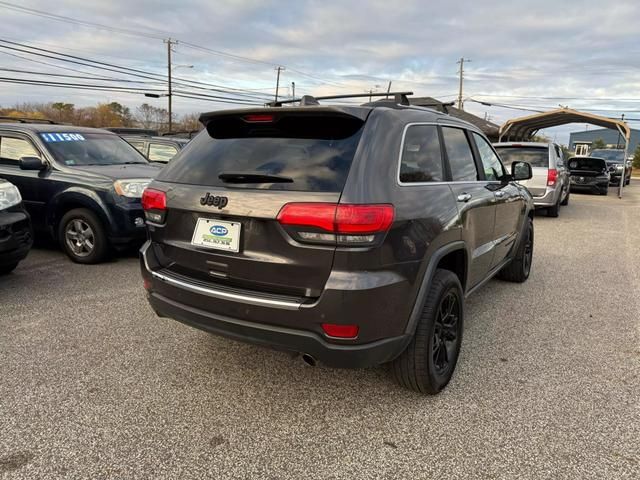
568, 156, 610, 195
0, 179, 32, 274
140, 94, 535, 394
0, 121, 160, 263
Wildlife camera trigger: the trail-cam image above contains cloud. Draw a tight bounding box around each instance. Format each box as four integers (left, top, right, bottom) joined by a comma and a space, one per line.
1, 0, 639, 142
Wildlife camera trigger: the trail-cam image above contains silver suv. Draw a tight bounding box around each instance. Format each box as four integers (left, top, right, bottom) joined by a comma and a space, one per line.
493, 142, 570, 217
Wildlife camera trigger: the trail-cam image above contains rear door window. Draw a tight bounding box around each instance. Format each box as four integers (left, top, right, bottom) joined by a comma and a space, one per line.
399, 125, 443, 183
494, 146, 549, 168
158, 114, 364, 192
441, 127, 478, 181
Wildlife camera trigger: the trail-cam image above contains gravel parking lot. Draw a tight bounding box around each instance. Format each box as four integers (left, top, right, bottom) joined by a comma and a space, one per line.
1, 186, 639, 479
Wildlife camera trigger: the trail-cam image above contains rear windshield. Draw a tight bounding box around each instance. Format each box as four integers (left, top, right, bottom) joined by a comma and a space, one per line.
157, 114, 364, 192
568, 158, 606, 171
494, 146, 549, 168
40, 132, 147, 166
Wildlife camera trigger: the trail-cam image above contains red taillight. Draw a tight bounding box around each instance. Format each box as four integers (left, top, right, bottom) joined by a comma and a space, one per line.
277, 203, 394, 234
142, 188, 166, 224
321, 323, 359, 339
547, 169, 558, 186
143, 278, 151, 291
142, 188, 166, 211
243, 114, 274, 123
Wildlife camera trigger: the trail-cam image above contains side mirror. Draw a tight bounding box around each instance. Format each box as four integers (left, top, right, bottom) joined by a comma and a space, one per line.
19, 156, 46, 171
609, 166, 616, 172
511, 161, 532, 181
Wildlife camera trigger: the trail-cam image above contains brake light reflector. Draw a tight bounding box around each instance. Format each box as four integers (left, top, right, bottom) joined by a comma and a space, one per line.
277, 203, 394, 234
321, 323, 359, 338
547, 169, 558, 186
243, 114, 275, 123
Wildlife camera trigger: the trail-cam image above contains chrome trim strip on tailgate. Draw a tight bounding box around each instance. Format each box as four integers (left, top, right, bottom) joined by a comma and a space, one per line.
142, 245, 303, 311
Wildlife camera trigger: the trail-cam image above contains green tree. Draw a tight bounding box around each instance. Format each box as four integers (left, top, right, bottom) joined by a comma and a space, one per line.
632, 144, 640, 169
591, 138, 607, 149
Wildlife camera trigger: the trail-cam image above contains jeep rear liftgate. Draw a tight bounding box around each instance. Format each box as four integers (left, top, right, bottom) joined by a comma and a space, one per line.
145, 109, 369, 298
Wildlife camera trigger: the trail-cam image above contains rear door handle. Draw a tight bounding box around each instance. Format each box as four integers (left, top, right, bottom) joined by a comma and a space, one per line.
495, 191, 506, 198
457, 193, 472, 202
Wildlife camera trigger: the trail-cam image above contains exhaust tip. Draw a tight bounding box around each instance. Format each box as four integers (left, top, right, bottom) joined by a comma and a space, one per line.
301, 353, 317, 367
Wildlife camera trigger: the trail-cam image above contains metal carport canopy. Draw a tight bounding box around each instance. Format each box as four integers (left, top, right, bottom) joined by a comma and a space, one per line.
498, 108, 631, 198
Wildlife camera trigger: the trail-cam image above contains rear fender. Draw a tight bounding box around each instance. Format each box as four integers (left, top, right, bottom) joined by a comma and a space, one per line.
403, 241, 468, 337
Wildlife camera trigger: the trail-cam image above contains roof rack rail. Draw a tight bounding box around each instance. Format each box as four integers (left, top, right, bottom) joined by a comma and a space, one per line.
0, 116, 58, 124
268, 91, 413, 107
105, 127, 159, 136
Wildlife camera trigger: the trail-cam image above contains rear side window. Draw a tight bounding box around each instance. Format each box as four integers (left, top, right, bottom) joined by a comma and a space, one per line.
158, 114, 364, 192
441, 127, 478, 181
148, 143, 178, 162
399, 125, 443, 183
495, 146, 549, 168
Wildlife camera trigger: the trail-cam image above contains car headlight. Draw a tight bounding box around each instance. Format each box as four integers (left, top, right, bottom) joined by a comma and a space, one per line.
0, 182, 22, 210
114, 179, 152, 198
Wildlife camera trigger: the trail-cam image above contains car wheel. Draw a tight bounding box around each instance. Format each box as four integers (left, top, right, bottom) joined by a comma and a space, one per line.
625, 177, 630, 185
58, 208, 108, 264
0, 262, 19, 275
600, 187, 609, 195
547, 197, 560, 217
560, 188, 570, 206
498, 217, 533, 283
392, 269, 464, 394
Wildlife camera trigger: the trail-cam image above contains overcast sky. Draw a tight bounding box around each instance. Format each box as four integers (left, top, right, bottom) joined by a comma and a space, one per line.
1, 0, 639, 143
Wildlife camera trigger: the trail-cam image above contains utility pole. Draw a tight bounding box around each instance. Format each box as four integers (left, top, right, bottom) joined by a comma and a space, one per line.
291, 81, 295, 99
164, 38, 178, 133
386, 81, 392, 99
457, 57, 471, 110
274, 66, 285, 102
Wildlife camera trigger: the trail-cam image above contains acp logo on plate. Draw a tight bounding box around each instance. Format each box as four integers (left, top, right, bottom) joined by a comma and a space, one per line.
209, 225, 229, 236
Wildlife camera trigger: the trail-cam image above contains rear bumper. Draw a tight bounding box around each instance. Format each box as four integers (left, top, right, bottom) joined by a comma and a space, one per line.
140, 241, 413, 368
147, 291, 411, 368
0, 208, 33, 266
531, 186, 560, 207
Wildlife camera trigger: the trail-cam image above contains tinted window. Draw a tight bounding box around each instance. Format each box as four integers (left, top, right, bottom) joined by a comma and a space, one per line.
0, 137, 40, 162
590, 149, 624, 161
399, 125, 443, 183
472, 133, 505, 181
568, 158, 607, 171
40, 133, 147, 166
158, 122, 363, 192
148, 143, 178, 162
494, 146, 549, 168
441, 127, 477, 181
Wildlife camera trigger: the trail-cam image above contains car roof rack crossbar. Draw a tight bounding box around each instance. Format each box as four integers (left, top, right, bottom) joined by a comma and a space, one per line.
0, 116, 58, 124
268, 91, 413, 107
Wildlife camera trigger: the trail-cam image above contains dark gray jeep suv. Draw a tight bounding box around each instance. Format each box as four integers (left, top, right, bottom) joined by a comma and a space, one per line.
140, 93, 534, 394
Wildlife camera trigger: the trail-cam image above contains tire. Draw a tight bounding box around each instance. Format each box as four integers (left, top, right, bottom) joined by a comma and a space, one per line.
392, 269, 464, 394
600, 187, 609, 195
547, 196, 560, 217
560, 188, 570, 206
498, 217, 533, 283
0, 262, 18, 275
58, 208, 109, 264
625, 177, 630, 186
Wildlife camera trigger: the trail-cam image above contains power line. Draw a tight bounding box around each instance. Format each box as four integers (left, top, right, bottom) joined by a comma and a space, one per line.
0, 39, 274, 102
472, 93, 640, 102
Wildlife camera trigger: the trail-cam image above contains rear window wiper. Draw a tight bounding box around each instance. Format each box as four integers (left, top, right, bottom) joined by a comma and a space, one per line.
218, 172, 293, 183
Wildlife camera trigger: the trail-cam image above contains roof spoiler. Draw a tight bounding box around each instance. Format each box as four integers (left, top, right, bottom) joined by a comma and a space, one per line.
268, 91, 413, 107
